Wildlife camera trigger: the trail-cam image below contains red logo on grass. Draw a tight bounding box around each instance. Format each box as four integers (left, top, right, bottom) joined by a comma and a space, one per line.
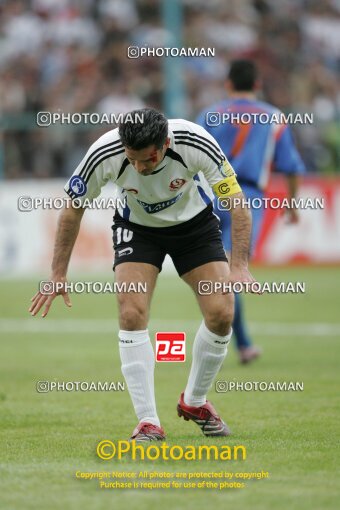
155, 332, 186, 362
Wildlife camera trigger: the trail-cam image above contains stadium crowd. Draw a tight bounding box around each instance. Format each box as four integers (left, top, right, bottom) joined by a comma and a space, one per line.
0, 0, 339, 178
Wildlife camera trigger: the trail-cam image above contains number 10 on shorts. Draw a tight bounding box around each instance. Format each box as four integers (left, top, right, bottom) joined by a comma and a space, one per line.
155, 332, 186, 362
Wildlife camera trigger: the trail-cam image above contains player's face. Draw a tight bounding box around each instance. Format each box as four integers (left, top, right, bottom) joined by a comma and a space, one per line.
125, 141, 169, 176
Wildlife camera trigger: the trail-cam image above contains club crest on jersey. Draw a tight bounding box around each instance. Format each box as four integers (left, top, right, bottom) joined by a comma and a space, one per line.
69, 175, 87, 197
169, 178, 186, 191
137, 193, 183, 214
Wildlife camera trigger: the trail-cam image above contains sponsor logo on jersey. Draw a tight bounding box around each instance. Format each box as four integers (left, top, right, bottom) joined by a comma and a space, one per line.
169, 178, 186, 191
136, 193, 183, 214
69, 175, 87, 197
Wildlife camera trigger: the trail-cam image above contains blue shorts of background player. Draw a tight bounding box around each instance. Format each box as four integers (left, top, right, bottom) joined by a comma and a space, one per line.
214, 183, 263, 362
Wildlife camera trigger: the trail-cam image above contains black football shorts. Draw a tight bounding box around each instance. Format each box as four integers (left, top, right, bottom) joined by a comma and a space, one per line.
111, 204, 227, 276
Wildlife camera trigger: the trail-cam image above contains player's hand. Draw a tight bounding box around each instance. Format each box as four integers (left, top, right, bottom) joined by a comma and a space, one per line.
29, 277, 72, 318
285, 207, 299, 224
229, 265, 262, 294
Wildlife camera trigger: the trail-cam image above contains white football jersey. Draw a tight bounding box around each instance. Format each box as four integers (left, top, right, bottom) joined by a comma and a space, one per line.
64, 119, 236, 227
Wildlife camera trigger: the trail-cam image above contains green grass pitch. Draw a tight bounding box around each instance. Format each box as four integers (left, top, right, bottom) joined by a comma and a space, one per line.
0, 266, 339, 509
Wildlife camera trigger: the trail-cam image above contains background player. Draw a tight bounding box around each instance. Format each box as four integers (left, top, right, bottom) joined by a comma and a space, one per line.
197, 60, 306, 364
29, 108, 259, 442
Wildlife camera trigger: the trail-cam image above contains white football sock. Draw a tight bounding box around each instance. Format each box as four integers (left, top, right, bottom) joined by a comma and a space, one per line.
119, 329, 160, 426
184, 321, 232, 407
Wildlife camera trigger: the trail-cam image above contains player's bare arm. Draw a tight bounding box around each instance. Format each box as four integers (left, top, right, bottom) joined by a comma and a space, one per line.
29, 205, 85, 317
285, 173, 300, 224
224, 191, 259, 291
194, 126, 260, 294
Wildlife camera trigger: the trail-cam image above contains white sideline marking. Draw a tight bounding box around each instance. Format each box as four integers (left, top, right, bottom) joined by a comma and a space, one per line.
0, 319, 339, 336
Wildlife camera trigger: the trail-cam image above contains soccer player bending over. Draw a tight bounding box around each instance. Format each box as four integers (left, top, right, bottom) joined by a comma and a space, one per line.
29, 108, 258, 442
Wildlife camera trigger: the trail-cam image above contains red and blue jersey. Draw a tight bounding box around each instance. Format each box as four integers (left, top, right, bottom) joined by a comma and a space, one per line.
196, 98, 306, 191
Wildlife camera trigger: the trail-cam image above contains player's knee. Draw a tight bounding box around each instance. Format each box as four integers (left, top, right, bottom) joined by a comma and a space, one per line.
119, 304, 148, 330
204, 307, 233, 336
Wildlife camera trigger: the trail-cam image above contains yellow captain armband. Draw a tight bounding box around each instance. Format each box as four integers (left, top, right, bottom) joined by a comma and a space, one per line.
212, 175, 242, 198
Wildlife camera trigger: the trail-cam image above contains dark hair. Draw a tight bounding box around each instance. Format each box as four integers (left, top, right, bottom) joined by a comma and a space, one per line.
119, 108, 168, 150
228, 60, 257, 91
